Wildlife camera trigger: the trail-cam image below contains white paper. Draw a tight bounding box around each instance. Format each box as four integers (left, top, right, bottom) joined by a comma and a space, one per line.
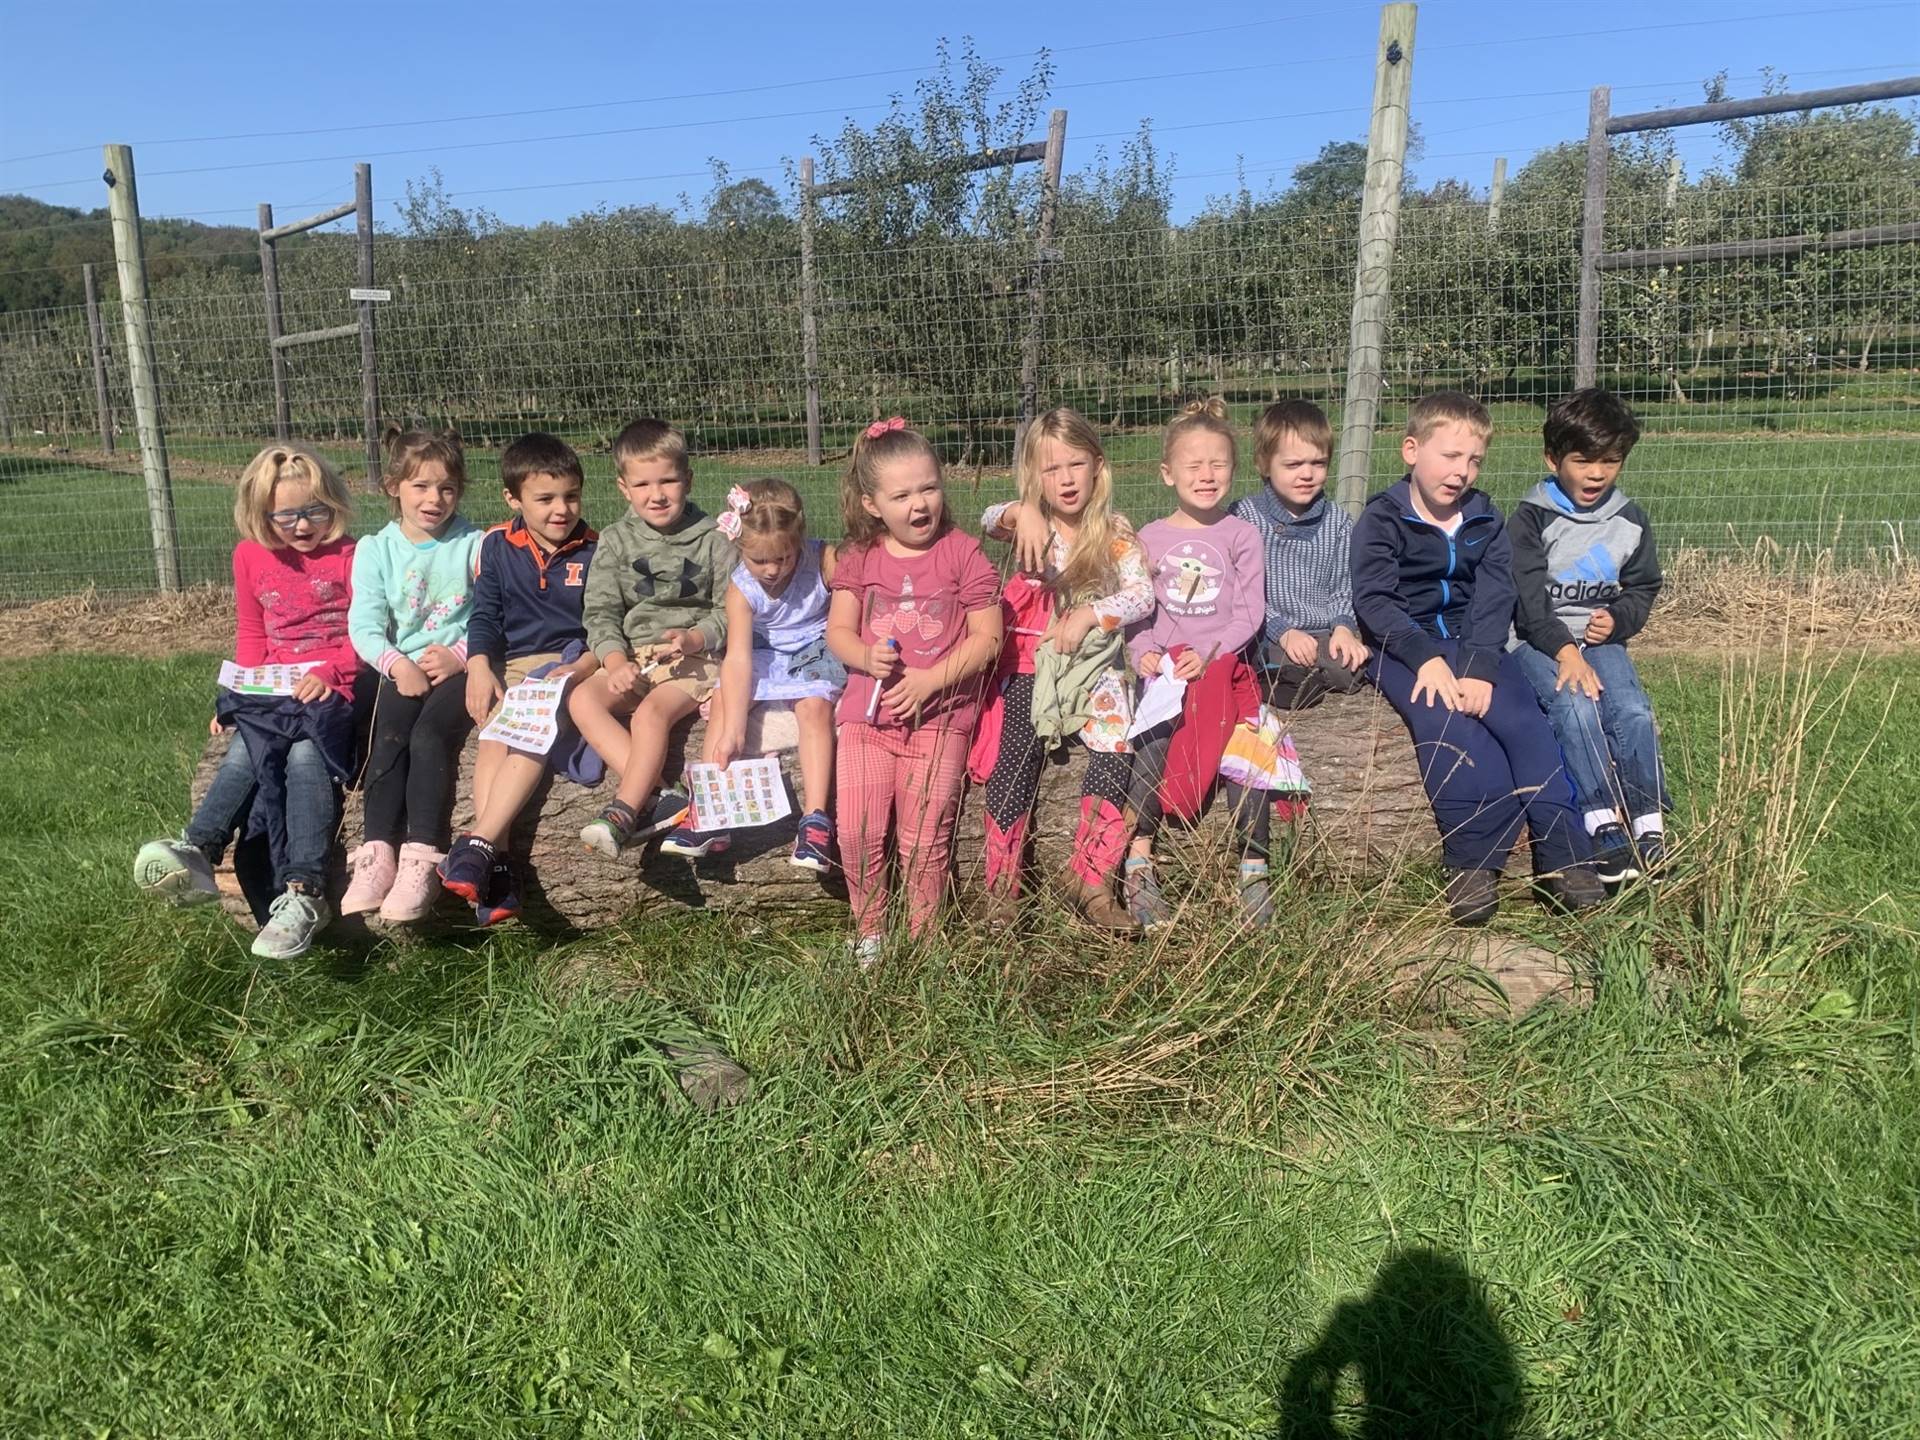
218, 660, 319, 696
685, 758, 793, 832
1126, 656, 1187, 739
480, 673, 571, 755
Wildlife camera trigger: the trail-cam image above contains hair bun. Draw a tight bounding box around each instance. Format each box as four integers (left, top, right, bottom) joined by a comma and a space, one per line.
1181, 396, 1230, 422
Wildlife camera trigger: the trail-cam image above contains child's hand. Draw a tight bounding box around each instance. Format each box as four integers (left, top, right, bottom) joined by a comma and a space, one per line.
565, 653, 600, 684
659, 628, 704, 657
881, 665, 943, 724
705, 727, 745, 771
1170, 649, 1205, 681
1411, 656, 1463, 710
465, 664, 504, 726
864, 640, 902, 683
291, 673, 334, 705
1584, 610, 1616, 644
418, 644, 464, 684
208, 714, 225, 737
1329, 625, 1370, 669
392, 656, 432, 698
1456, 677, 1494, 717
1555, 644, 1604, 701
1278, 628, 1320, 667
1012, 502, 1052, 575
1137, 650, 1164, 679
604, 654, 640, 698
1045, 605, 1097, 655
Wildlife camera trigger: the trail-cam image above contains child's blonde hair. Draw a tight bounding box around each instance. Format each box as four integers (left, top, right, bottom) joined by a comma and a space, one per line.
1252, 399, 1333, 473
1162, 396, 1238, 472
733, 477, 808, 550
841, 417, 941, 550
234, 443, 353, 547
612, 417, 691, 479
380, 425, 466, 517
1405, 391, 1493, 442
1018, 406, 1133, 608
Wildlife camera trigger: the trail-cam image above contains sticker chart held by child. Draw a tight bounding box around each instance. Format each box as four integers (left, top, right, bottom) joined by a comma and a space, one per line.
217, 661, 320, 695
479, 674, 571, 755
686, 758, 793, 833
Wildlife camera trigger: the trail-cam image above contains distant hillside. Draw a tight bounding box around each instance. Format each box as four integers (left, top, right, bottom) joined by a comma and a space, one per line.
0, 195, 264, 313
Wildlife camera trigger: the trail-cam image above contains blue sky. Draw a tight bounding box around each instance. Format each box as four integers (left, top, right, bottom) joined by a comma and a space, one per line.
2, 0, 1915, 230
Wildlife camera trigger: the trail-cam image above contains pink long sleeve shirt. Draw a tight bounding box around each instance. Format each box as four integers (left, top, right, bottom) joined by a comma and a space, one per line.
232, 537, 360, 699
1126, 514, 1266, 668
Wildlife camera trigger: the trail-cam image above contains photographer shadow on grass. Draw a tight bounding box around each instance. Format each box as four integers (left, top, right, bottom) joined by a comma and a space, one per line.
1281, 1247, 1523, 1439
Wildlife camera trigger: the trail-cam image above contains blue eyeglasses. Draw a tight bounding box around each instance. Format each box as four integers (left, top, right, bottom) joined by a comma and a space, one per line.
269, 503, 334, 530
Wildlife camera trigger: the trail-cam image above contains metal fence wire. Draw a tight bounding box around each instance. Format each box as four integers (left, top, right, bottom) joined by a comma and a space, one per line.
1, 171, 1916, 603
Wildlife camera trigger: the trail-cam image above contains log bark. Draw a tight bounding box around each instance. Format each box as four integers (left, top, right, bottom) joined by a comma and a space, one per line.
192, 687, 1443, 934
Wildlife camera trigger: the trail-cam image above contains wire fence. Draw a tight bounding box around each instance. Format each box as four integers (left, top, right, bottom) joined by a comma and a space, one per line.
1, 171, 1916, 603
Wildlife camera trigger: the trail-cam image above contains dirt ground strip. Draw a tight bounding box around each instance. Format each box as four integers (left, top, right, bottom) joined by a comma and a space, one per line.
5, 548, 1917, 663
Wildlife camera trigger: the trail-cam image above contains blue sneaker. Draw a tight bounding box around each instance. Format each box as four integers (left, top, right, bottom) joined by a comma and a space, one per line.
436, 833, 495, 905
789, 811, 834, 872
474, 860, 520, 926
660, 825, 730, 858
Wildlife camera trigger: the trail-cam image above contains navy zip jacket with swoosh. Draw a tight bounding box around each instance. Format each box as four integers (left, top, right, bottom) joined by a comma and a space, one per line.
1349, 478, 1514, 684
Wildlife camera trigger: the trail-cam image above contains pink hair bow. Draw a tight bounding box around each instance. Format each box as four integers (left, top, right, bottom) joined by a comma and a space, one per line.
716, 484, 751, 540
864, 416, 908, 440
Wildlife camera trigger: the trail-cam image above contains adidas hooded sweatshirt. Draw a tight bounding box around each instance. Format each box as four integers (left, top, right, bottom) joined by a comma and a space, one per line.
1508, 478, 1662, 656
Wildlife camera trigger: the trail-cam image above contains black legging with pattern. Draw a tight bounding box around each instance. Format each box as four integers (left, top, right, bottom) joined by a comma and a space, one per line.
983, 673, 1130, 828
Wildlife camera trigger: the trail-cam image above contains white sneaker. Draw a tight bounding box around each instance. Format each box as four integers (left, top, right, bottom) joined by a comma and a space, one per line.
134, 838, 220, 906
848, 935, 884, 970
251, 888, 330, 960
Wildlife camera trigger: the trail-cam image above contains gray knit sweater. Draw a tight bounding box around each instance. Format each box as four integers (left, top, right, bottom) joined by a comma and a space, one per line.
1229, 488, 1358, 640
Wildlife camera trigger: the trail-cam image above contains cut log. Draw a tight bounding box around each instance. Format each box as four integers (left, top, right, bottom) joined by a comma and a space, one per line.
191, 687, 1446, 934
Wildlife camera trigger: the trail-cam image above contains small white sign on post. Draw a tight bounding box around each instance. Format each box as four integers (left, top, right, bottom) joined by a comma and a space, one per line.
349, 287, 392, 302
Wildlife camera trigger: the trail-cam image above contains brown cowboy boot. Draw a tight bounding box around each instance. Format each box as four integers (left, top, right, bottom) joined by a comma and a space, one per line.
1067, 873, 1139, 934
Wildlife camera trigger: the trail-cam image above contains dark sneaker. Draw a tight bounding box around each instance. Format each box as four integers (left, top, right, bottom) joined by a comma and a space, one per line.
1446, 868, 1500, 927
1635, 831, 1667, 880
580, 802, 636, 858
638, 789, 691, 841
437, 833, 496, 904
474, 860, 520, 926
789, 810, 835, 873
660, 825, 730, 858
1590, 824, 1640, 886
1123, 859, 1172, 931
1536, 864, 1608, 914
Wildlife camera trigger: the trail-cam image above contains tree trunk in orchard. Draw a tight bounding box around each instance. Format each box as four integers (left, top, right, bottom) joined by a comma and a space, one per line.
191, 687, 1443, 935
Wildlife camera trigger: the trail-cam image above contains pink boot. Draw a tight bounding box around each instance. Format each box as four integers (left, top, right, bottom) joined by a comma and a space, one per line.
1067, 798, 1136, 933
380, 842, 447, 923
982, 815, 1028, 924
340, 840, 397, 916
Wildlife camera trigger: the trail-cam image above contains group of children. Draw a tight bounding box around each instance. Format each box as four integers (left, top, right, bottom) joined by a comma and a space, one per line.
134, 386, 1669, 962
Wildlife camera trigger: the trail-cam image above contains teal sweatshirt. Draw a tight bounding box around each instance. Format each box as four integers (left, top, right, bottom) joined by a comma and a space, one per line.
347, 516, 484, 675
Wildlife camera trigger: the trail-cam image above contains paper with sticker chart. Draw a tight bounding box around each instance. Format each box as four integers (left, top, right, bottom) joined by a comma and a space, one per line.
480, 673, 571, 755
686, 757, 793, 832
218, 660, 319, 696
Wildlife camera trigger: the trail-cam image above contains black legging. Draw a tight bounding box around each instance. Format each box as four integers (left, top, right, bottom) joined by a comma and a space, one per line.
360, 674, 474, 849
983, 673, 1131, 829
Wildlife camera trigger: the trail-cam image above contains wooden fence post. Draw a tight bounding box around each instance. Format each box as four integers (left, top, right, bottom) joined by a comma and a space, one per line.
1016, 107, 1068, 460
258, 203, 292, 440
102, 144, 182, 592
1334, 4, 1418, 518
83, 262, 115, 455
799, 156, 822, 469
1575, 85, 1611, 389
1487, 156, 1507, 234
356, 163, 380, 486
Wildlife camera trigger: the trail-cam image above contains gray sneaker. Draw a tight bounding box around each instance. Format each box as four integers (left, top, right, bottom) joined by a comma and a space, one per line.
1124, 860, 1172, 931
134, 838, 220, 906
251, 888, 330, 960
1238, 866, 1276, 927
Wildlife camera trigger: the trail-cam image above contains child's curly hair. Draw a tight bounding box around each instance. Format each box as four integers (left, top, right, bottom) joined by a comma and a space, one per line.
1162, 395, 1238, 472
728, 477, 808, 550
841, 418, 942, 550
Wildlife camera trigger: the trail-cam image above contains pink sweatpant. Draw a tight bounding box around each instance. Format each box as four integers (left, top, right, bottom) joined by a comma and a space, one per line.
837, 720, 971, 939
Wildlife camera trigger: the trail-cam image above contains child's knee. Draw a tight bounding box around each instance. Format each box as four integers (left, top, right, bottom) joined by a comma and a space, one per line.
793, 696, 833, 726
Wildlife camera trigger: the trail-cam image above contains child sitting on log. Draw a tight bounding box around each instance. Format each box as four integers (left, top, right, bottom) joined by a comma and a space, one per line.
972, 406, 1153, 933
571, 419, 734, 857
438, 432, 599, 924
696, 478, 843, 867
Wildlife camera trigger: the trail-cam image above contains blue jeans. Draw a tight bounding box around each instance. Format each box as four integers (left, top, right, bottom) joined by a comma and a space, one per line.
1513, 642, 1669, 831
1374, 642, 1588, 875
184, 733, 336, 891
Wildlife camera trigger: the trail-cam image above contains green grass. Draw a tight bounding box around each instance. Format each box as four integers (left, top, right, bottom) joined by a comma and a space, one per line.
4, 365, 1917, 602
2, 650, 1917, 1435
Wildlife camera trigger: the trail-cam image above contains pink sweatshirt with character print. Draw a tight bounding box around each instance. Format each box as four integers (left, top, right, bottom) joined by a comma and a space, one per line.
232, 537, 359, 699
1126, 515, 1265, 668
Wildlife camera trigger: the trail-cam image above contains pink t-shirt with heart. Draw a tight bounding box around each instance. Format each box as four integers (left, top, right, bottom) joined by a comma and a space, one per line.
831, 527, 1000, 731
